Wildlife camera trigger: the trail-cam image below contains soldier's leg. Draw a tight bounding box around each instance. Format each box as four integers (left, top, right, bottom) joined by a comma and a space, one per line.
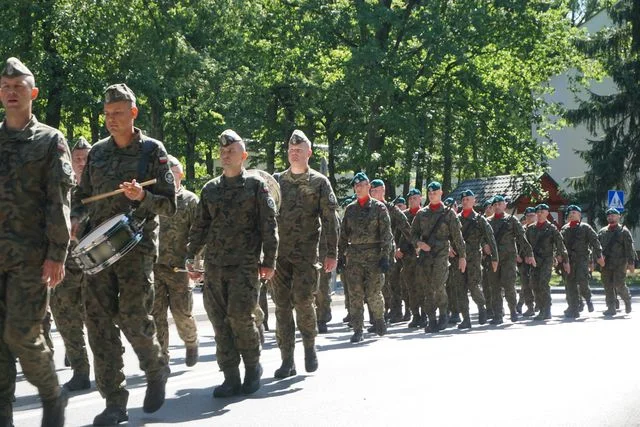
612, 265, 631, 313
446, 263, 459, 322
315, 269, 332, 325
404, 258, 422, 326
577, 262, 593, 311
488, 265, 503, 322
564, 261, 580, 316
388, 260, 404, 320
501, 257, 519, 320
601, 266, 617, 315
342, 272, 350, 321
4, 264, 61, 403
0, 272, 18, 420
382, 272, 392, 315
271, 259, 296, 361
533, 259, 553, 320
42, 304, 54, 354
166, 270, 198, 350
346, 263, 366, 333
465, 257, 487, 326
521, 265, 535, 310
151, 266, 171, 364
482, 258, 494, 317
434, 256, 450, 329
291, 263, 319, 349
455, 266, 471, 328
225, 266, 261, 368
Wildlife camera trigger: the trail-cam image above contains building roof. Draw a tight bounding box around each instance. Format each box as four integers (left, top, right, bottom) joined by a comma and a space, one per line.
448, 173, 542, 205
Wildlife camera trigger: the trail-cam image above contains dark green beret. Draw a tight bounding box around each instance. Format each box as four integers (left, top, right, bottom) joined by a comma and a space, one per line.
72, 136, 92, 151
524, 207, 536, 214
406, 188, 421, 198
104, 83, 136, 104
340, 196, 355, 207
535, 203, 550, 211
219, 129, 242, 146
394, 197, 406, 205
427, 181, 442, 191
289, 129, 310, 145
605, 208, 620, 215
566, 204, 582, 213
492, 195, 505, 204
1, 57, 32, 78
482, 198, 493, 208
370, 179, 384, 188
460, 189, 475, 199
444, 197, 455, 207
350, 172, 369, 186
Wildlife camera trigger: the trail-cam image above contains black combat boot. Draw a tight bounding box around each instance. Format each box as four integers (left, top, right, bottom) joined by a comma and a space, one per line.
41, 388, 68, 427
304, 346, 318, 373
490, 315, 503, 325
624, 299, 632, 314
389, 310, 404, 324
418, 312, 428, 328
516, 299, 524, 314
350, 330, 364, 343
367, 323, 376, 333
0, 413, 14, 427
457, 312, 471, 330
213, 367, 242, 397
63, 371, 91, 391
436, 310, 449, 331
448, 311, 461, 324
425, 312, 438, 333
374, 319, 387, 336
403, 307, 412, 321
522, 305, 535, 317
274, 358, 297, 379
486, 308, 495, 319
342, 313, 351, 323
510, 309, 519, 323
603, 306, 616, 317
564, 308, 579, 319
586, 300, 594, 313
93, 405, 128, 426
317, 321, 328, 333
185, 344, 199, 367
478, 305, 488, 325
143, 367, 168, 413
242, 363, 263, 395
534, 305, 551, 321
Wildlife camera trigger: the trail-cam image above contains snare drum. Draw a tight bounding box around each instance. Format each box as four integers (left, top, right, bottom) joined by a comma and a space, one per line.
71, 214, 143, 275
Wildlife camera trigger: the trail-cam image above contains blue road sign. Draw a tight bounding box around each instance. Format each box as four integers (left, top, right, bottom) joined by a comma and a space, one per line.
608, 190, 625, 212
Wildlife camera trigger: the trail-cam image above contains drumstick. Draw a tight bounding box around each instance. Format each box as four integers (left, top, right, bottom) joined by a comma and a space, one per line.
81, 179, 157, 204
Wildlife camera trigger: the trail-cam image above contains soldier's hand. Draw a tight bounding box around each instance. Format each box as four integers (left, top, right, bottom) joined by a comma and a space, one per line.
417, 241, 431, 252
596, 257, 605, 268
449, 248, 456, 258
563, 262, 571, 274
516, 255, 523, 264
525, 256, 537, 267
378, 257, 390, 273
458, 257, 467, 273
629, 263, 636, 274
395, 249, 404, 260
185, 258, 203, 281
324, 257, 337, 273
259, 266, 275, 280
491, 261, 498, 272
120, 179, 146, 201
483, 244, 492, 256
70, 217, 79, 241
42, 259, 65, 288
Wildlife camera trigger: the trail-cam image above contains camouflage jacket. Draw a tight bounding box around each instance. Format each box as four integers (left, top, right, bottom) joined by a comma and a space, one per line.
157, 187, 199, 268
488, 213, 532, 259
560, 222, 602, 261
0, 116, 74, 264
71, 128, 176, 258
598, 224, 636, 265
275, 167, 338, 262
338, 197, 393, 262
187, 168, 279, 268
525, 221, 568, 261
385, 201, 411, 254
399, 207, 420, 257
411, 203, 466, 259
459, 209, 498, 262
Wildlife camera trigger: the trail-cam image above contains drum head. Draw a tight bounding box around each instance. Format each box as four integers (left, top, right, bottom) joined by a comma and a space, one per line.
77, 214, 128, 250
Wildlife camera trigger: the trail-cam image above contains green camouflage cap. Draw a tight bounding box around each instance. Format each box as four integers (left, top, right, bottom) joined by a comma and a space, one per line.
1, 57, 33, 78
219, 129, 242, 146
406, 188, 421, 198
566, 204, 582, 213
524, 207, 536, 214
394, 197, 406, 205
535, 203, 550, 211
104, 83, 136, 104
289, 129, 310, 145
370, 179, 384, 188
72, 136, 92, 151
460, 189, 475, 199
605, 208, 620, 215
427, 181, 442, 191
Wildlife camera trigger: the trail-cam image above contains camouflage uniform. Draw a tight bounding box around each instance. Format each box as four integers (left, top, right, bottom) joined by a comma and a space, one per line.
560, 221, 602, 315
525, 221, 568, 319
71, 128, 176, 409
411, 204, 466, 331
271, 167, 338, 361
187, 168, 278, 374
451, 209, 498, 325
401, 208, 422, 324
598, 224, 636, 313
315, 229, 333, 326
488, 214, 532, 322
383, 203, 411, 320
0, 115, 73, 418
152, 186, 199, 364
338, 198, 393, 335
517, 249, 534, 313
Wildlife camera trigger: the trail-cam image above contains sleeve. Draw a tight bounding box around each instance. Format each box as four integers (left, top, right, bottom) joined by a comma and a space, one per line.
411, 212, 423, 247
481, 217, 499, 262
449, 212, 466, 259
319, 178, 339, 259
70, 147, 94, 221
379, 205, 393, 258
135, 143, 177, 217
392, 207, 412, 251
553, 228, 568, 261
186, 189, 211, 259
514, 218, 533, 258
623, 228, 636, 264
338, 209, 350, 258
586, 225, 603, 260
45, 136, 74, 262
257, 180, 279, 269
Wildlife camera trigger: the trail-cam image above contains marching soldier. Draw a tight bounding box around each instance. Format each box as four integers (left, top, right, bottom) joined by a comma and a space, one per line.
481, 198, 495, 318
401, 189, 425, 327
444, 197, 461, 324
339, 195, 355, 324
598, 208, 636, 316
560, 205, 604, 318
315, 226, 335, 333
0, 57, 72, 427
525, 204, 569, 321
517, 207, 537, 316
186, 130, 278, 397
338, 173, 393, 343
411, 182, 466, 333
271, 130, 338, 378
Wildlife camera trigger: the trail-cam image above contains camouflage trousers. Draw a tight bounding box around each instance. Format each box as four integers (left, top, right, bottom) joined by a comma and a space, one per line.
601, 261, 631, 309
564, 257, 592, 311
315, 269, 332, 323
417, 253, 449, 315
50, 263, 89, 375
402, 255, 423, 314
482, 256, 493, 312
203, 264, 261, 370
488, 254, 518, 316
450, 255, 486, 315
387, 258, 404, 315
517, 262, 534, 308
271, 257, 319, 358
344, 256, 385, 332
341, 272, 350, 315
446, 256, 459, 313
530, 256, 554, 311
0, 262, 61, 416
85, 249, 166, 408
152, 265, 198, 365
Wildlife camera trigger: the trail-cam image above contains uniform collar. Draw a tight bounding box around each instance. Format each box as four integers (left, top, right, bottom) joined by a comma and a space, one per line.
107, 127, 144, 152
0, 115, 38, 142
283, 167, 311, 182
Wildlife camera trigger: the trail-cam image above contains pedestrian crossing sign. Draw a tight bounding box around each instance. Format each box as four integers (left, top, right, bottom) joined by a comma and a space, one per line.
608, 190, 624, 212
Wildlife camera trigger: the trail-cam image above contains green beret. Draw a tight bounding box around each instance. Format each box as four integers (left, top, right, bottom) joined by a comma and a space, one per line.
482, 198, 493, 208
427, 181, 442, 191
406, 188, 421, 198
566, 204, 582, 213
492, 195, 505, 204
289, 129, 310, 145
350, 172, 369, 186
444, 197, 455, 207
72, 136, 92, 151
104, 83, 136, 104
605, 208, 620, 215
460, 189, 475, 199
370, 179, 384, 188
524, 207, 536, 214
394, 197, 406, 205
535, 203, 550, 211
219, 129, 242, 146
340, 195, 355, 207
1, 57, 32, 78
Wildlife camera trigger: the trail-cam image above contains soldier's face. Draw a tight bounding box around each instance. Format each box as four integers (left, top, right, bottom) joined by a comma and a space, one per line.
493, 201, 506, 214
104, 101, 137, 136
71, 148, 89, 180
567, 211, 581, 222
427, 189, 442, 205
0, 76, 38, 113
536, 210, 549, 222
170, 165, 183, 190
484, 206, 494, 216
395, 203, 406, 211
370, 185, 385, 201
461, 196, 475, 210
525, 213, 537, 224
607, 213, 620, 224
353, 180, 370, 198
288, 142, 311, 166
408, 195, 422, 209
220, 142, 247, 169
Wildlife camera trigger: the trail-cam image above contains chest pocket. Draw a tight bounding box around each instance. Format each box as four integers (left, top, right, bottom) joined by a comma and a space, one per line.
18, 143, 49, 186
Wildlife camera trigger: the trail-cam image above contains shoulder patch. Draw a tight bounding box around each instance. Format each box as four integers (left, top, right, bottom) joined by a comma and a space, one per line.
267, 197, 276, 210
158, 155, 168, 164
62, 161, 73, 176
164, 170, 174, 184
329, 192, 337, 204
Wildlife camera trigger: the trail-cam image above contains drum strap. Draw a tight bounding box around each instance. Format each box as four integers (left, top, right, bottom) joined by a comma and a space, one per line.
137, 139, 158, 181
